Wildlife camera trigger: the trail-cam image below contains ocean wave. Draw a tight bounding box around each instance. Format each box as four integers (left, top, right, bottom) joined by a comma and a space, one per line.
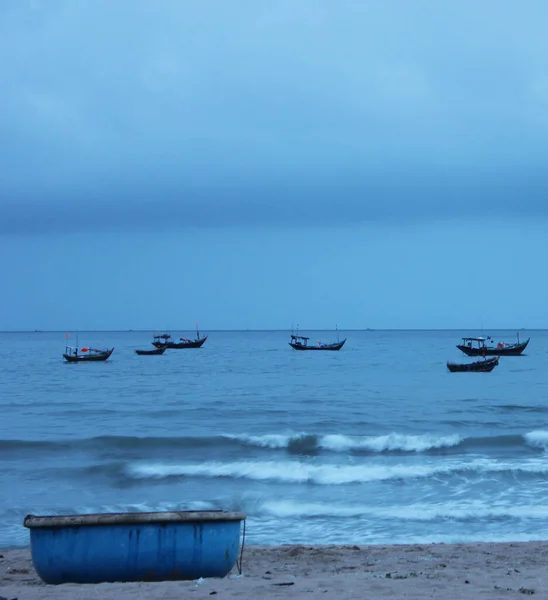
224, 433, 305, 449
258, 499, 548, 522
498, 404, 548, 413
123, 457, 548, 485
0, 439, 73, 452
319, 433, 462, 452
1, 431, 545, 458
126, 459, 444, 484
226, 432, 463, 453
460, 434, 525, 451
524, 430, 548, 450
0, 435, 224, 454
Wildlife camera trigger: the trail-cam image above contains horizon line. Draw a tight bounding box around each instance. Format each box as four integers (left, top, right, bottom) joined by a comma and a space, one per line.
0, 328, 537, 334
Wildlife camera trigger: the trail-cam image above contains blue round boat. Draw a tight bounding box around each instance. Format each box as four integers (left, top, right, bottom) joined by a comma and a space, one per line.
24, 510, 246, 584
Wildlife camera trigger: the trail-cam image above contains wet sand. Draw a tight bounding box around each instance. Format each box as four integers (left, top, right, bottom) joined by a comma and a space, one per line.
1, 542, 548, 599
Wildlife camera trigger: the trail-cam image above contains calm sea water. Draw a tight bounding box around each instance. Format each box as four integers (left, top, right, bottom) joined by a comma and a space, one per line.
1, 329, 548, 548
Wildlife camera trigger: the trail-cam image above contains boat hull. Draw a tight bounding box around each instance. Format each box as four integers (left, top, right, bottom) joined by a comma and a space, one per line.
447, 357, 499, 372
24, 510, 246, 584
135, 347, 166, 355
456, 338, 529, 356
290, 339, 346, 351
63, 348, 114, 362
152, 336, 207, 349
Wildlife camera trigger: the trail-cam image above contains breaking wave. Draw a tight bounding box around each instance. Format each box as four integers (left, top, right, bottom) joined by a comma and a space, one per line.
124, 456, 548, 485
2, 430, 547, 458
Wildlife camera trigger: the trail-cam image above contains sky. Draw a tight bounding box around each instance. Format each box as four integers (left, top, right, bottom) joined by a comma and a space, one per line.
1, 0, 548, 330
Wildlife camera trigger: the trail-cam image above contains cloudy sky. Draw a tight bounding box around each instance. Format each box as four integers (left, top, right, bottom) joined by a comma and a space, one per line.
1, 0, 547, 330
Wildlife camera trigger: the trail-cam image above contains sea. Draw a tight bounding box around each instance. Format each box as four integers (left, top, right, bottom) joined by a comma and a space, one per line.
1, 329, 548, 549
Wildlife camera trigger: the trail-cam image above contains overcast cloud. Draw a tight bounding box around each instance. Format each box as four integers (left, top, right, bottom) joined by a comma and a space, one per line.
2, 0, 548, 233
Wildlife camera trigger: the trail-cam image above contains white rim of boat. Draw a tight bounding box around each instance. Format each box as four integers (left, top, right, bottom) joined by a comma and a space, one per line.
24, 510, 247, 528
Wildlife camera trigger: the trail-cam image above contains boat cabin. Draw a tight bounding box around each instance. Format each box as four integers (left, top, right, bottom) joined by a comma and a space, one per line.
64, 345, 104, 357
461, 337, 490, 350
290, 335, 310, 347
153, 333, 172, 342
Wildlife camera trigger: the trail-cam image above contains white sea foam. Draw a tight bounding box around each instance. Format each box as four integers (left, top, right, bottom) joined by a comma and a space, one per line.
224, 433, 300, 449
259, 498, 548, 521
319, 433, 462, 452
128, 460, 445, 483
524, 430, 548, 450
127, 456, 548, 485
225, 432, 463, 452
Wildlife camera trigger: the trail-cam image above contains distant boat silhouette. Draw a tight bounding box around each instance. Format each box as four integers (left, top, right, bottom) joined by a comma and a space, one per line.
152, 324, 207, 349
289, 326, 346, 351
135, 347, 166, 356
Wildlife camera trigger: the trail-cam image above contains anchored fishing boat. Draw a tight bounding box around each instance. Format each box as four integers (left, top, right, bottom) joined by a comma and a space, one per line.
63, 343, 114, 362
456, 333, 529, 356
447, 356, 499, 373
135, 347, 166, 356
289, 326, 346, 351
152, 324, 207, 349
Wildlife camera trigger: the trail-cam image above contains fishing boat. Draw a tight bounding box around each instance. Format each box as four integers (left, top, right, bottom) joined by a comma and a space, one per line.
447, 356, 499, 373
456, 333, 529, 357
135, 347, 166, 356
289, 327, 346, 351
63, 345, 114, 362
151, 325, 207, 349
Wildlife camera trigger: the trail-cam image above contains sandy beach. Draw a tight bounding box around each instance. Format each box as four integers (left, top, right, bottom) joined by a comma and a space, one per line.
1, 542, 548, 599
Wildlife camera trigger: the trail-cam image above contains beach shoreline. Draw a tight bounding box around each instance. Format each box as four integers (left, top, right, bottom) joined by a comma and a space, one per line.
1, 541, 548, 599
